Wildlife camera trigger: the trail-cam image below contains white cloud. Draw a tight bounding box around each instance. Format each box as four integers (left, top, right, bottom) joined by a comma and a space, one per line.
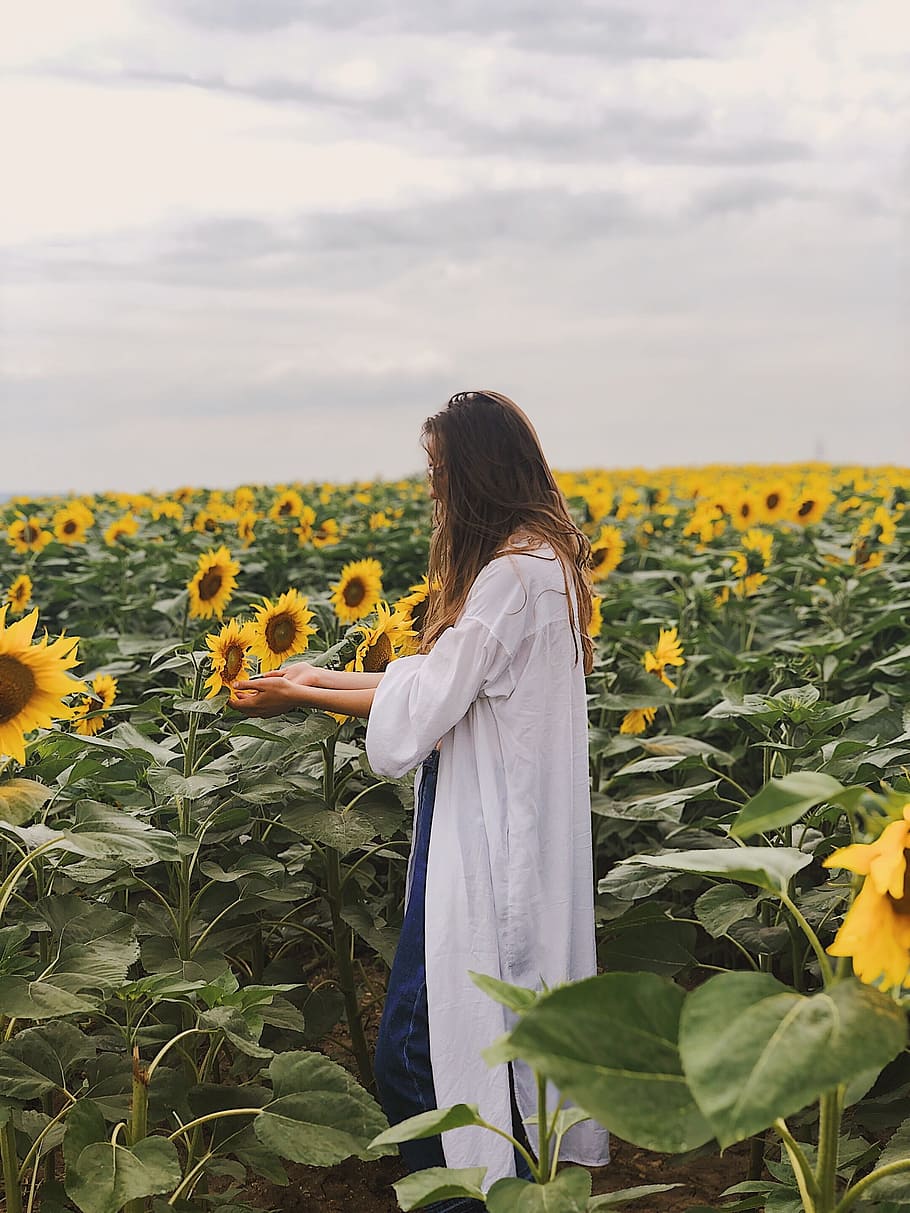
1, 0, 908, 489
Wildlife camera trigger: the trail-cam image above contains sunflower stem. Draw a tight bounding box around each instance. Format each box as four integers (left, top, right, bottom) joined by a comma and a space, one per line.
321, 731, 374, 1090
834, 1157, 910, 1212
816, 1087, 844, 1212
778, 889, 834, 987
774, 1118, 820, 1210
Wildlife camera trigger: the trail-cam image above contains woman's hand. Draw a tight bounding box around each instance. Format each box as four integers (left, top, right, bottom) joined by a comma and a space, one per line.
267, 662, 322, 688
229, 672, 308, 718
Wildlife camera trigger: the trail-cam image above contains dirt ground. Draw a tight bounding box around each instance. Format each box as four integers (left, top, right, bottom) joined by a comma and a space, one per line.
237, 1136, 750, 1212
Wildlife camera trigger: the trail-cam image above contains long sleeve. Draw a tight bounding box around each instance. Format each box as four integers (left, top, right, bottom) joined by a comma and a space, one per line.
365, 613, 513, 778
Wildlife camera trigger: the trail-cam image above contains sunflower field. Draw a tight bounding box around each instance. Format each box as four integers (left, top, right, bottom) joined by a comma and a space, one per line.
1, 464, 909, 1213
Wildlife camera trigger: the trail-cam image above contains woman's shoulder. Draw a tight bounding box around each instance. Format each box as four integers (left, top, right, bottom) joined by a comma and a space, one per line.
466, 539, 569, 622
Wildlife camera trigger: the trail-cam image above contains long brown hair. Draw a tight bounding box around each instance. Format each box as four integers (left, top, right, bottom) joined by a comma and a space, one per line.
419, 390, 594, 673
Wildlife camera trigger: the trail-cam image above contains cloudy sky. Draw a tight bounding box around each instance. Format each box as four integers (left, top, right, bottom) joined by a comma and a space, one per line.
1, 0, 908, 494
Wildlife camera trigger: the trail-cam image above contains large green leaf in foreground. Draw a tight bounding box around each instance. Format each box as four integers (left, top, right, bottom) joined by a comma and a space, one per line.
679, 972, 907, 1147
507, 972, 713, 1153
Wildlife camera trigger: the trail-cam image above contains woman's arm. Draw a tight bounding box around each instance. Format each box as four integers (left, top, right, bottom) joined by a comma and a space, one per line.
230, 677, 377, 720
278, 663, 385, 691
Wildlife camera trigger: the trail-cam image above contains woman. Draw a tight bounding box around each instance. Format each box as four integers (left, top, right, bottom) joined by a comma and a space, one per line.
231, 390, 610, 1204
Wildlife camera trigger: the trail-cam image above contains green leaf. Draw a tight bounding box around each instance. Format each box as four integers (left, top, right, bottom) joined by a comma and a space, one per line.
340, 905, 399, 967
0, 977, 98, 1020
393, 1166, 487, 1210
70, 803, 180, 865
198, 1006, 273, 1059
254, 1050, 391, 1165
0, 1022, 97, 1098
279, 801, 377, 855
630, 847, 812, 893
679, 973, 908, 1147
599, 917, 696, 978
370, 1103, 484, 1147
861, 1116, 910, 1201
730, 772, 863, 840
487, 1166, 592, 1212
63, 1100, 107, 1172
507, 973, 713, 1153
469, 971, 541, 1013
587, 1184, 682, 1209
0, 778, 52, 825
146, 767, 232, 801
592, 782, 720, 824
614, 755, 692, 776
39, 900, 140, 994
66, 1135, 182, 1213
694, 887, 759, 938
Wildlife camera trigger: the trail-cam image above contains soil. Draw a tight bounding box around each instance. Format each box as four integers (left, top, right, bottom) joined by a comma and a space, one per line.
236, 1137, 750, 1212
220, 963, 751, 1212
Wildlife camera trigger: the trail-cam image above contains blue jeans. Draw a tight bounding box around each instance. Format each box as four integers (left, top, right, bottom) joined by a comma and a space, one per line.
374, 749, 533, 1212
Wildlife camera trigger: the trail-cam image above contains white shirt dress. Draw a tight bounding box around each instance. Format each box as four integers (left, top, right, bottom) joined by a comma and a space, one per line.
365, 541, 611, 1188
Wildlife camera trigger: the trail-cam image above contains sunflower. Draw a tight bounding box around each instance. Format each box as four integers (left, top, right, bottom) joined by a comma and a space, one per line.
824, 805, 910, 992
72, 673, 118, 736
187, 546, 240, 620
643, 626, 685, 690
204, 617, 256, 697
758, 483, 791, 523
348, 602, 412, 674
683, 503, 726, 545
249, 589, 317, 672
590, 525, 625, 580
852, 504, 897, 568
103, 514, 139, 545
729, 528, 773, 597
150, 499, 184, 522
193, 509, 223, 535
269, 489, 305, 523
790, 488, 831, 527
589, 593, 603, 640
234, 486, 256, 513
53, 504, 91, 545
6, 574, 33, 616
369, 511, 392, 531
7, 517, 53, 555
393, 576, 432, 655
312, 518, 341, 548
237, 511, 259, 548
330, 558, 383, 624
729, 491, 763, 531
0, 606, 86, 764
294, 505, 317, 546
620, 706, 657, 735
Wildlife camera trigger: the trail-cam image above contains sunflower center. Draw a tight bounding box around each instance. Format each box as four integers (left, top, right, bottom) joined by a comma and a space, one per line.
766, 493, 780, 510
798, 500, 815, 517
198, 569, 224, 601
0, 655, 37, 724
363, 633, 393, 673
592, 548, 607, 569
223, 643, 245, 681
411, 597, 429, 633
888, 856, 910, 916
265, 612, 296, 653
739, 503, 751, 519
343, 577, 367, 608
278, 501, 294, 515
23, 524, 39, 543
63, 519, 78, 535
